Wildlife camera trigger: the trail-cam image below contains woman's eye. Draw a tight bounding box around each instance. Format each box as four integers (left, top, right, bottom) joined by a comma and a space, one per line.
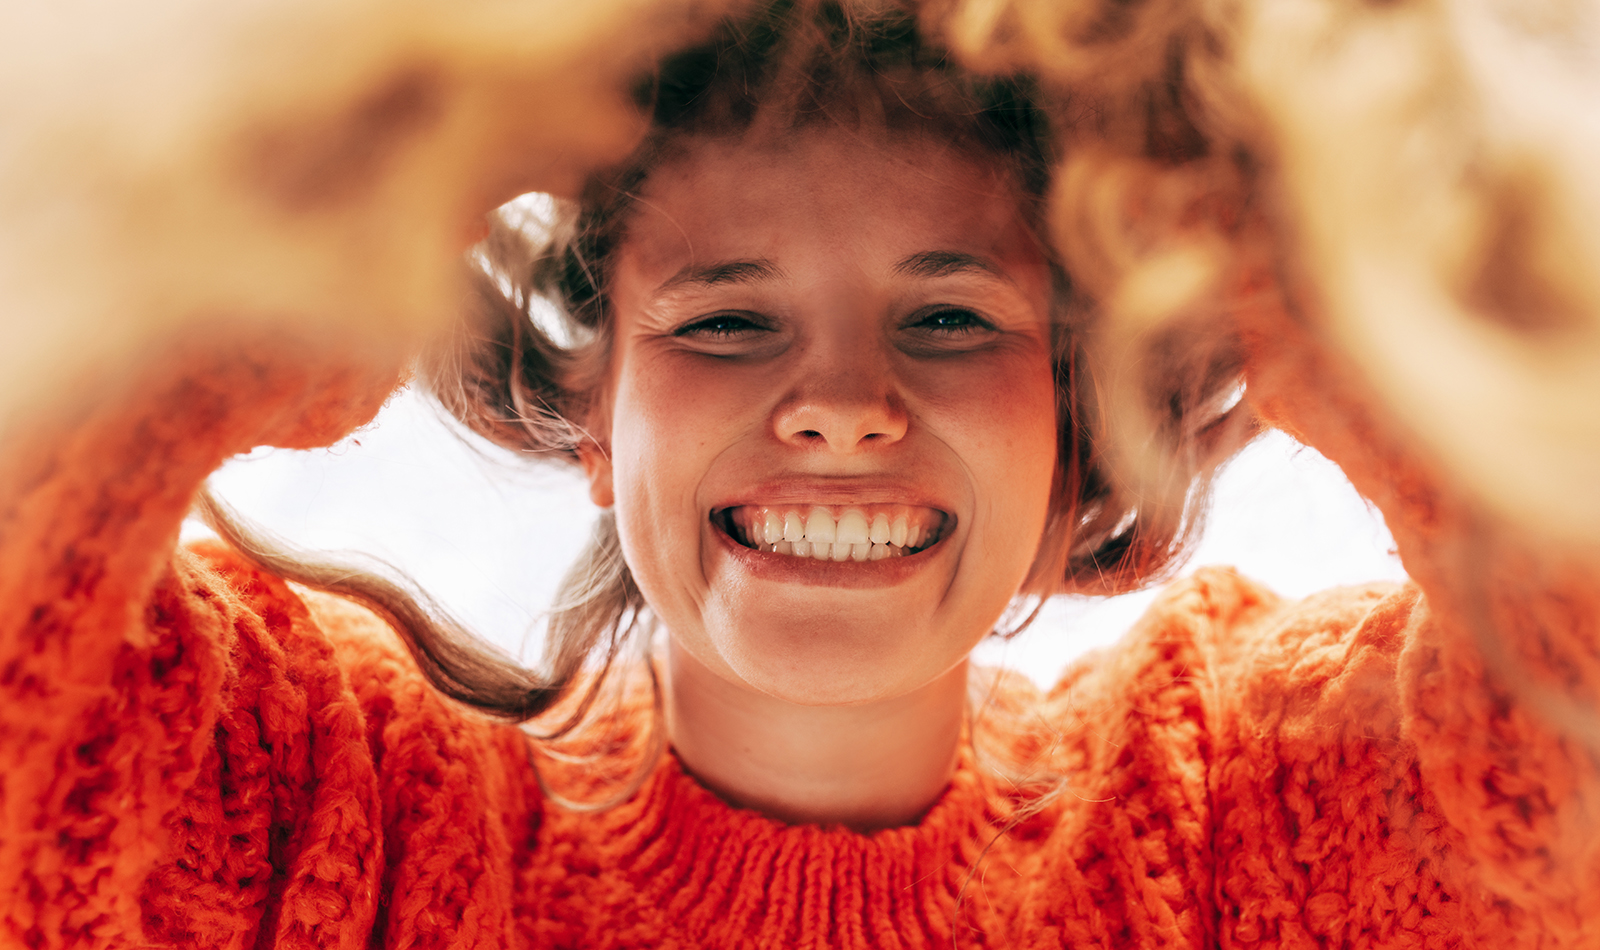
674, 313, 767, 339
910, 308, 994, 335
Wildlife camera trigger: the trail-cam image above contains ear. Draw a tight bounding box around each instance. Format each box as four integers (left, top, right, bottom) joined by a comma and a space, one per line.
576, 439, 614, 508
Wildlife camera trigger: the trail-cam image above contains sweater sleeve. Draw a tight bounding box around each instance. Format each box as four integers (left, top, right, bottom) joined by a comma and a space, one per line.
1040, 559, 1600, 948
0, 343, 541, 948
1197, 567, 1600, 948
1392, 562, 1600, 944
1200, 576, 1449, 946
0, 334, 521, 946
1219, 302, 1600, 946
0, 480, 390, 946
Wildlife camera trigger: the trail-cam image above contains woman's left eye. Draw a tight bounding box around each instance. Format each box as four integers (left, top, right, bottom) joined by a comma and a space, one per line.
908, 307, 994, 335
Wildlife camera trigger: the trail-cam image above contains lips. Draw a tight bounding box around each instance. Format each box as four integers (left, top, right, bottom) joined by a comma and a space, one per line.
712, 504, 950, 562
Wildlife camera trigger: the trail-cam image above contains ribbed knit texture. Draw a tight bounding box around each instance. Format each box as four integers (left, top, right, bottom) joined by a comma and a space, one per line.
4, 317, 1600, 947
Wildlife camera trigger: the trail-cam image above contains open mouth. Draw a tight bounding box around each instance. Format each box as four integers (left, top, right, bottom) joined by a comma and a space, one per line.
712, 504, 950, 562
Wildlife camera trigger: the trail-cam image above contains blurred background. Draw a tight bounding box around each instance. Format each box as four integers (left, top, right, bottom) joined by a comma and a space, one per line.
184, 385, 1408, 689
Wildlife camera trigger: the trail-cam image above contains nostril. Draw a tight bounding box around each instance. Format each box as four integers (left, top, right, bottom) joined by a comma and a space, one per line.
799, 430, 823, 439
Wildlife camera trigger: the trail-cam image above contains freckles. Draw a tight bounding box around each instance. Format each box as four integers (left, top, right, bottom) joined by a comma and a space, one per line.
919, 356, 1054, 440
631, 372, 724, 454
959, 382, 1058, 493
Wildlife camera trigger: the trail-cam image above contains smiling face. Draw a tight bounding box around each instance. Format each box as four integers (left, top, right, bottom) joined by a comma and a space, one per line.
586, 126, 1059, 706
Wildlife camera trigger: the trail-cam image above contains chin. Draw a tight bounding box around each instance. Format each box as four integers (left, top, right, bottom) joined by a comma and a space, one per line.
702, 597, 957, 706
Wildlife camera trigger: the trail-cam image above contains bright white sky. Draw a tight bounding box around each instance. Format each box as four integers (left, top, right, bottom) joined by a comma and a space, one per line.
186, 385, 1408, 688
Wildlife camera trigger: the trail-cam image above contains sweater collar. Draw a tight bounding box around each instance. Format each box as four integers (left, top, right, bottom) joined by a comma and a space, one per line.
531, 744, 1025, 946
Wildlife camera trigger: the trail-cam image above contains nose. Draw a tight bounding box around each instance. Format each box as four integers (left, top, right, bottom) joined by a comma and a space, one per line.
772, 356, 909, 453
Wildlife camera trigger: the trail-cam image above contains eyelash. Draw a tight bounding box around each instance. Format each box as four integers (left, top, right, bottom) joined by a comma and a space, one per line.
909, 307, 994, 335
672, 307, 996, 344
673, 313, 767, 338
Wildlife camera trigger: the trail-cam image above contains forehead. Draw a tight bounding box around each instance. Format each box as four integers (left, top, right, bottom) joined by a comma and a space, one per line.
615, 127, 1042, 282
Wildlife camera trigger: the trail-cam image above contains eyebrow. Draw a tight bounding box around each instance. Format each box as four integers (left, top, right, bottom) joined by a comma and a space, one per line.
654, 250, 1009, 294
659, 258, 786, 291
891, 250, 1011, 282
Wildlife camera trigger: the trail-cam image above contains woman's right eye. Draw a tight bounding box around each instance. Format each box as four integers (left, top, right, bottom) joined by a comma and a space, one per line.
673, 313, 768, 339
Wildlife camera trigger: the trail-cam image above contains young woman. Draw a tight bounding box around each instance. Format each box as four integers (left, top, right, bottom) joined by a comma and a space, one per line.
4, 1, 1598, 948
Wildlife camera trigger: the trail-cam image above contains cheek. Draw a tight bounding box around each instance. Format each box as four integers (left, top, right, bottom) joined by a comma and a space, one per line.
986, 367, 1058, 468
609, 351, 778, 496
913, 351, 1058, 485
611, 367, 710, 516
606, 361, 703, 568
614, 349, 754, 435
981, 368, 1058, 543
910, 348, 1059, 576
604, 351, 758, 615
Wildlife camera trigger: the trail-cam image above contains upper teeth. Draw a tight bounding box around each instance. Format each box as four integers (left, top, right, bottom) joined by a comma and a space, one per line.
724, 505, 946, 561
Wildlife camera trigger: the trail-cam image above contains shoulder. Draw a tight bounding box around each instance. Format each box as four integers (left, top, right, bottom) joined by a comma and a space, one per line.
1059, 567, 1417, 698
1179, 568, 1421, 734
176, 537, 375, 709
180, 538, 418, 720
1038, 567, 1290, 722
179, 538, 541, 809
1008, 570, 1430, 944
184, 537, 539, 763
1121, 566, 1409, 671
1079, 567, 1432, 817
145, 540, 388, 945
290, 578, 418, 704
1033, 568, 1422, 776
180, 538, 549, 945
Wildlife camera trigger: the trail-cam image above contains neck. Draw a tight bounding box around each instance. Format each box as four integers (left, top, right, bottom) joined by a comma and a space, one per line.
663, 638, 967, 832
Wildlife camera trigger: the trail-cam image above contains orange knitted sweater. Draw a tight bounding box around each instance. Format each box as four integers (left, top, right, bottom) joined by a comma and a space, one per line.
4, 327, 1600, 949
